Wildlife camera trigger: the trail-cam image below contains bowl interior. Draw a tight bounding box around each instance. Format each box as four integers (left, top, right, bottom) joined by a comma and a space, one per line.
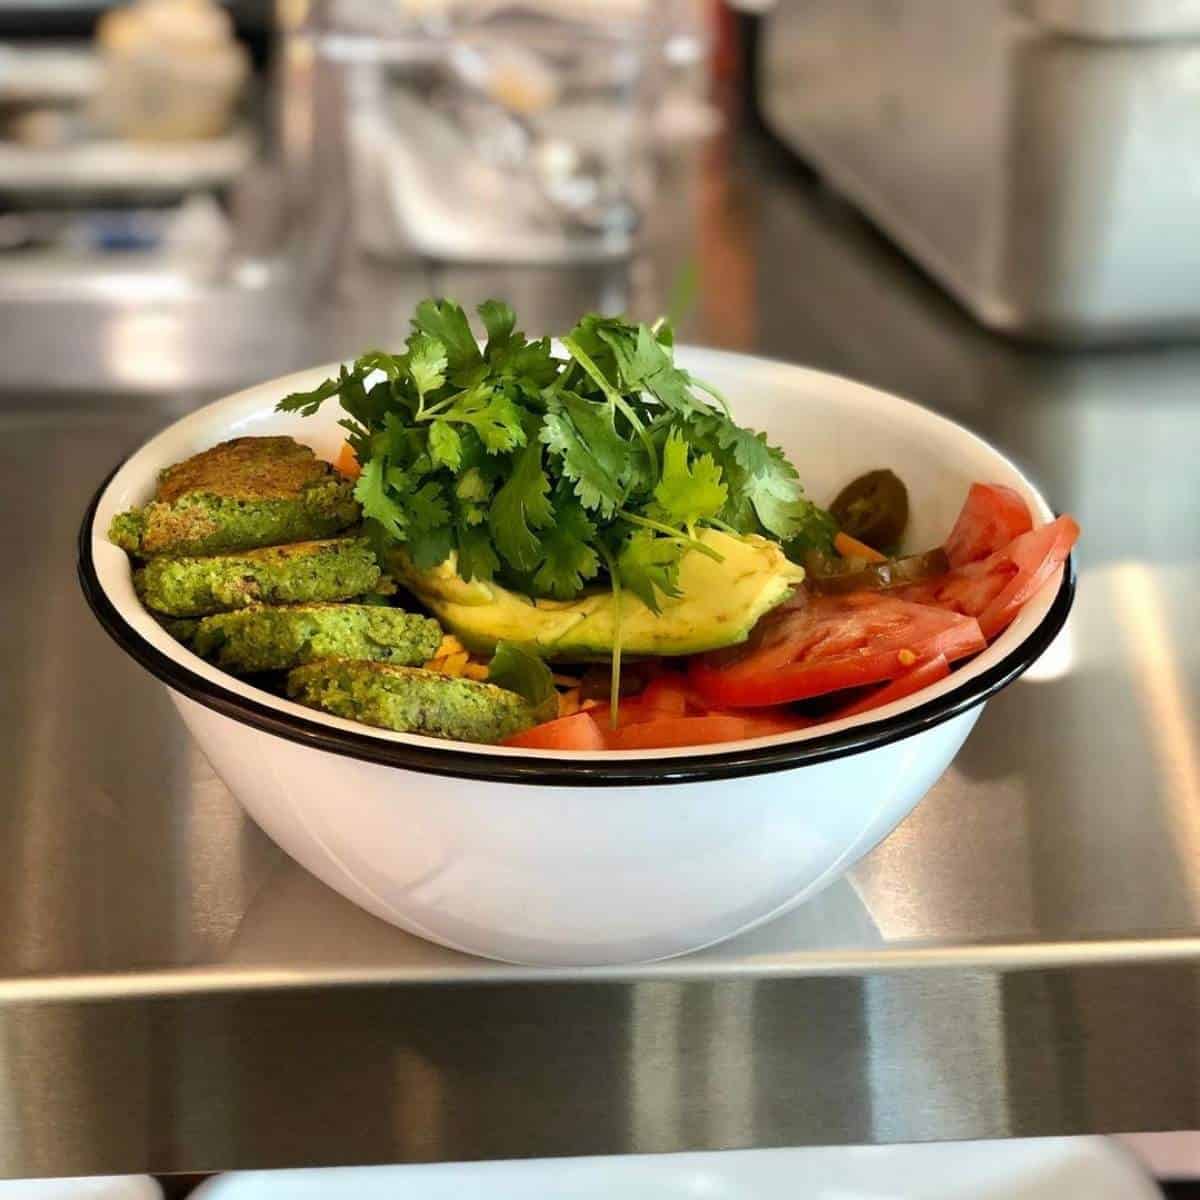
87, 348, 1065, 764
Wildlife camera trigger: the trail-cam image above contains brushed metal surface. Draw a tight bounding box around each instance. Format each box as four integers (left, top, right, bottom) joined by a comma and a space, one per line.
4, 970, 1200, 1176
0, 129, 1197, 1174
760, 0, 1200, 343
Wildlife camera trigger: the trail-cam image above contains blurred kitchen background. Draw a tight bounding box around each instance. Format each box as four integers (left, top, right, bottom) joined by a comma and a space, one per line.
2, 0, 1196, 567
3, 0, 1199, 395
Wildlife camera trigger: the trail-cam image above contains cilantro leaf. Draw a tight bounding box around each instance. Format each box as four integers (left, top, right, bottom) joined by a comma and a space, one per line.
393, 479, 452, 569
408, 333, 447, 401
345, 372, 403, 431
277, 372, 344, 416
439, 384, 527, 454
729, 430, 832, 544
412, 298, 483, 382
783, 504, 839, 557
407, 480, 450, 533
337, 417, 372, 465
496, 337, 559, 391
650, 430, 727, 527
487, 641, 558, 723
456, 520, 500, 582
719, 423, 776, 477
489, 438, 554, 572
408, 523, 454, 569
455, 465, 490, 502
354, 350, 408, 381
428, 420, 462, 470
478, 299, 515, 351
599, 322, 703, 418
540, 391, 627, 516
617, 530, 684, 615
353, 455, 405, 539
532, 490, 600, 600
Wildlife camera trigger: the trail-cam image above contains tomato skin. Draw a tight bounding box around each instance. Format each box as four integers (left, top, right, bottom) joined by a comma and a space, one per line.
899, 515, 1079, 640
831, 655, 950, 719
613, 674, 690, 727
609, 712, 808, 751
975, 515, 1078, 638
689, 593, 986, 709
504, 711, 607, 751
944, 483, 1033, 567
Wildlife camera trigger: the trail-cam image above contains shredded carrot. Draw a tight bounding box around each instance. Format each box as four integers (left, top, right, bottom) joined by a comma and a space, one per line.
835, 531, 887, 563
334, 442, 361, 481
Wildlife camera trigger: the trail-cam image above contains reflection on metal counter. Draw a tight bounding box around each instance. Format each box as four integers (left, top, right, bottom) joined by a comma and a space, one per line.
758, 0, 1200, 343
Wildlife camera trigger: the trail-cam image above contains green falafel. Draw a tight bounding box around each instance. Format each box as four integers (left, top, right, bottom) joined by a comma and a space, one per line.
135, 538, 381, 617
109, 436, 359, 557
287, 659, 534, 744
193, 604, 442, 674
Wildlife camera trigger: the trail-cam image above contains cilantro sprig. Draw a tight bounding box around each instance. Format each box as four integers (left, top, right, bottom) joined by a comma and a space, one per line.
279, 299, 834, 613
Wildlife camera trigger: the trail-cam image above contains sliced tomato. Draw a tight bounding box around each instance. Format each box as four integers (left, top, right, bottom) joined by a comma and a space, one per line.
609, 711, 808, 751
830, 654, 950, 720
689, 592, 986, 709
613, 673, 690, 727
899, 515, 1078, 640
944, 483, 1033, 567
504, 711, 607, 751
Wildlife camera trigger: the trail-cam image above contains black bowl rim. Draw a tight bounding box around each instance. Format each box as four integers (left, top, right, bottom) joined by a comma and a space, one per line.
78, 468, 1076, 788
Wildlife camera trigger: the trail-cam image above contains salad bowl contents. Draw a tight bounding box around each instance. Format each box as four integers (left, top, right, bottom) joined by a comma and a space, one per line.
80, 299, 1077, 965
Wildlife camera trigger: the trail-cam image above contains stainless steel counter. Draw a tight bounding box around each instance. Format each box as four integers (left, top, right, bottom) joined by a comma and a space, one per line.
1, 132, 1198, 1177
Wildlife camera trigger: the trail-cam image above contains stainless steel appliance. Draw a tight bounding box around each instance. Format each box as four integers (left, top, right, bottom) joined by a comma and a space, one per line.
758, 0, 1200, 344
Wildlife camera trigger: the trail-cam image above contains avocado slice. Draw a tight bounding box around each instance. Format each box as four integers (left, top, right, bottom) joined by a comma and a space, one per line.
390, 529, 804, 661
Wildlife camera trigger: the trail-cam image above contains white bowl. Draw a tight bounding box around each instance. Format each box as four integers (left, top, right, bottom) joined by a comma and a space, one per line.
78, 349, 1074, 966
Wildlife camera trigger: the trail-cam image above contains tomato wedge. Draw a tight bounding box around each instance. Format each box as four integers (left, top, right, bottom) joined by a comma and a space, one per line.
689, 592, 986, 709
831, 654, 950, 720
504, 711, 607, 751
609, 712, 808, 751
613, 673, 690, 727
898, 515, 1078, 640
944, 483, 1033, 567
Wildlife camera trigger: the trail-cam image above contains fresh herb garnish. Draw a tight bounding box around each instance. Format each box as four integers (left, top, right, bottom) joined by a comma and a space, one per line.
279, 298, 833, 606
487, 641, 558, 724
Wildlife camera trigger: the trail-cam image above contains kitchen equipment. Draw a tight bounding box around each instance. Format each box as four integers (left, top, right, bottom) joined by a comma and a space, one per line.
1019, 0, 1200, 39
79, 348, 1072, 966
302, 1, 655, 263
758, 0, 1200, 344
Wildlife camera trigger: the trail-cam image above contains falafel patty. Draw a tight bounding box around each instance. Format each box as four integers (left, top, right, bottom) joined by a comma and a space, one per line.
135, 538, 380, 617
286, 659, 533, 744
109, 436, 360, 557
193, 604, 443, 674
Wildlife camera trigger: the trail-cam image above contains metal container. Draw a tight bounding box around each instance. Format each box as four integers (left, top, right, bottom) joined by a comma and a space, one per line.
758, 0, 1200, 344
